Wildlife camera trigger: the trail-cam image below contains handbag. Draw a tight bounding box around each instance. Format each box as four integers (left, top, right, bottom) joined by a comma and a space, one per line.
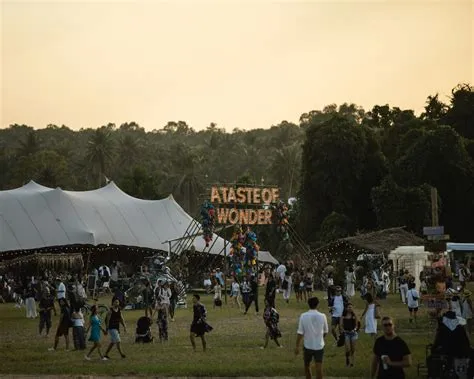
337, 333, 345, 347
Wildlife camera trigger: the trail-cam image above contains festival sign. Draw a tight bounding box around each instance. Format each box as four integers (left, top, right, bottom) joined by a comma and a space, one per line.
210, 186, 280, 225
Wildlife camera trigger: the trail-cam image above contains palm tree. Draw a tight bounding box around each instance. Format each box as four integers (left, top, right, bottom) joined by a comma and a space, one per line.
117, 134, 142, 170
17, 131, 40, 157
86, 128, 116, 187
168, 144, 205, 213
270, 143, 302, 199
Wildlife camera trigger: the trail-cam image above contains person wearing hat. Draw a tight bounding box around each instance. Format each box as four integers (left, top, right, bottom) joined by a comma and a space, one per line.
461, 289, 473, 334
328, 286, 348, 344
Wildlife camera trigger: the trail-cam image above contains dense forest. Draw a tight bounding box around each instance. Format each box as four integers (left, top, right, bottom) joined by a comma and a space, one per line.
1, 83, 473, 252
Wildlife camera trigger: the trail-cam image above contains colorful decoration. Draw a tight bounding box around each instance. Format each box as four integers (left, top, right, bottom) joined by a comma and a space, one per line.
228, 225, 259, 279
200, 201, 215, 247
274, 201, 290, 241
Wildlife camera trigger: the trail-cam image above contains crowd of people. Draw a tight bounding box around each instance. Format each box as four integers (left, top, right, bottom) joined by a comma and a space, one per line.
3, 257, 474, 378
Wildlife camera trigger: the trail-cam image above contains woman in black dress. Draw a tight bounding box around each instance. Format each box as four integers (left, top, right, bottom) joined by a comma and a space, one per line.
189, 294, 212, 351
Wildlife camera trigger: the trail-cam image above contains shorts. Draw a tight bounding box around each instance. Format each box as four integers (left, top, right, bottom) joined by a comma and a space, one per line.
331, 317, 341, 326
56, 323, 69, 337
344, 331, 358, 342
108, 328, 121, 343
303, 347, 324, 366
408, 307, 419, 312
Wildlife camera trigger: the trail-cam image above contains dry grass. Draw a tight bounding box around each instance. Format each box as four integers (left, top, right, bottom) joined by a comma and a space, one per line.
0, 290, 434, 377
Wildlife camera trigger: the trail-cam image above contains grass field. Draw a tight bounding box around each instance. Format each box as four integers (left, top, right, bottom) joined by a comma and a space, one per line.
0, 290, 436, 377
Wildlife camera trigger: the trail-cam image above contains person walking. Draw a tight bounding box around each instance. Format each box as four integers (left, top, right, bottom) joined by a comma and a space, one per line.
142, 280, 153, 318
282, 273, 292, 304
329, 286, 347, 344
345, 268, 356, 298
104, 299, 127, 358
230, 277, 242, 310
85, 305, 108, 361
406, 283, 419, 324
264, 274, 276, 308
295, 297, 329, 379
362, 293, 379, 340
213, 281, 222, 309
155, 298, 169, 342
371, 316, 411, 379
244, 275, 259, 315
340, 303, 359, 367
38, 288, 55, 337
260, 300, 282, 349
25, 280, 37, 319
158, 281, 172, 318
71, 307, 86, 350
48, 298, 71, 351
189, 294, 212, 352
241, 277, 251, 312
169, 282, 178, 321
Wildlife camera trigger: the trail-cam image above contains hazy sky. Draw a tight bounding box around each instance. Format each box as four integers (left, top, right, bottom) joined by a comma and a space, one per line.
1, 0, 473, 131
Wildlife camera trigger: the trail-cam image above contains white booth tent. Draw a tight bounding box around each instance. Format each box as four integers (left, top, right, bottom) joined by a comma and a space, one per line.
388, 246, 430, 289
0, 181, 278, 264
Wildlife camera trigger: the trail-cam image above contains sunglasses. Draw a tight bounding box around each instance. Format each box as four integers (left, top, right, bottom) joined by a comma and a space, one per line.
383, 323, 393, 327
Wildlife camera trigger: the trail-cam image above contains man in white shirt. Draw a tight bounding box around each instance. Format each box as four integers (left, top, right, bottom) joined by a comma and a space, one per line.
295, 297, 328, 379
56, 278, 66, 302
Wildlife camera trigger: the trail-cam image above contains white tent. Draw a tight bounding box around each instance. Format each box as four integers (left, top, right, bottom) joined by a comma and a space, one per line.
0, 181, 278, 264
388, 246, 430, 289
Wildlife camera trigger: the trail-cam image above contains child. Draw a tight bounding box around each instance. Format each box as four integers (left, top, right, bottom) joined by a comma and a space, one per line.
213, 281, 222, 309
190, 294, 212, 352
85, 305, 108, 360
260, 301, 282, 349
71, 307, 86, 350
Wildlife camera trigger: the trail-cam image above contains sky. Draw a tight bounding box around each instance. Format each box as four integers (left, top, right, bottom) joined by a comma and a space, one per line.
1, 0, 473, 131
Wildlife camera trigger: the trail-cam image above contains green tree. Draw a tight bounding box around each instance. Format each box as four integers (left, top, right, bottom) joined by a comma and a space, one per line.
444, 84, 474, 139
299, 115, 369, 241
319, 212, 355, 243
86, 127, 116, 187
371, 177, 433, 233
15, 150, 69, 188
394, 126, 474, 240
421, 94, 448, 121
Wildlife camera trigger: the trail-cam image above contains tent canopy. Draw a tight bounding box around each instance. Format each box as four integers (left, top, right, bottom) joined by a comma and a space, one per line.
0, 181, 278, 264
0, 181, 220, 254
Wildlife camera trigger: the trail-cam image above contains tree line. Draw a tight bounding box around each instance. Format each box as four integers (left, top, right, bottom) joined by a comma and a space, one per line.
1, 83, 473, 252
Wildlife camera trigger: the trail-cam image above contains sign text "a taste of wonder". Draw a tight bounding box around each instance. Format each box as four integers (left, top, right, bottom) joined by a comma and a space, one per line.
210, 186, 279, 205
210, 186, 280, 225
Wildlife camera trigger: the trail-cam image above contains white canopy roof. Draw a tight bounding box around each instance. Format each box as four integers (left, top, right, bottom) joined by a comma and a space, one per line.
0, 180, 224, 255
0, 181, 278, 264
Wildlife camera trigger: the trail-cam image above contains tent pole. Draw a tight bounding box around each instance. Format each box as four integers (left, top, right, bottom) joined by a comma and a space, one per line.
224, 236, 228, 305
